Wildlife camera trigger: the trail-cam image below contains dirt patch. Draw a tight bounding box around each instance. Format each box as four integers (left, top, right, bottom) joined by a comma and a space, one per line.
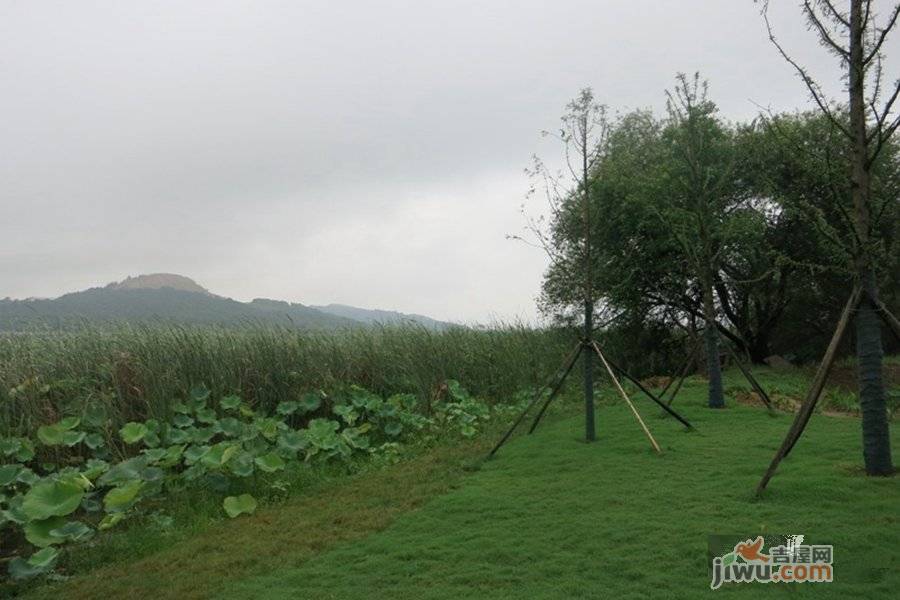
734, 390, 800, 412
639, 376, 672, 389
734, 390, 765, 408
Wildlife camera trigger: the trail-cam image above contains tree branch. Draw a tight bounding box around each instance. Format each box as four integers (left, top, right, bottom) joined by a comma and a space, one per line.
763, 7, 852, 138
863, 3, 900, 65
804, 1, 850, 58
820, 0, 850, 28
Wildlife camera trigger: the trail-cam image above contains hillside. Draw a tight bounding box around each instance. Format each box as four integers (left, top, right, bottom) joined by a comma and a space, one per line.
107, 273, 210, 294
0, 287, 355, 330
0, 275, 448, 331
312, 303, 451, 329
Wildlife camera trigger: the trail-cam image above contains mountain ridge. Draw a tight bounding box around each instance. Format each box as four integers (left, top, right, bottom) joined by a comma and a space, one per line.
311, 303, 450, 329
106, 273, 210, 295
0, 274, 452, 331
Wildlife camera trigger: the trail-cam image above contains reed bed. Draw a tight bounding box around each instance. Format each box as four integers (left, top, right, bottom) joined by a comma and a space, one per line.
0, 323, 572, 435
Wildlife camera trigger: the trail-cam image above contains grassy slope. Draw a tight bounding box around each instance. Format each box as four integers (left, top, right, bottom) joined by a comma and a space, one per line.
26, 426, 510, 600
226, 376, 898, 600
28, 370, 900, 599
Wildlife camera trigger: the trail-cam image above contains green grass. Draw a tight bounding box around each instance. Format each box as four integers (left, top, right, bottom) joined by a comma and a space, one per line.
24, 420, 526, 600
717, 359, 899, 415
26, 370, 899, 599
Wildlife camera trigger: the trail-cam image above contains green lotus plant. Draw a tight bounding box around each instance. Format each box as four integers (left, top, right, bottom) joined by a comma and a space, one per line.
432, 380, 492, 438
0, 380, 493, 583
223, 493, 257, 518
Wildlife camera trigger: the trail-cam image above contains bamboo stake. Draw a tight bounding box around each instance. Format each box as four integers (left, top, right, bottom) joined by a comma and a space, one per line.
601, 355, 694, 429
591, 341, 662, 454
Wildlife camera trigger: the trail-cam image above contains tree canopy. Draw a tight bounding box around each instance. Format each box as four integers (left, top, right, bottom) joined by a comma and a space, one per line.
537, 79, 900, 367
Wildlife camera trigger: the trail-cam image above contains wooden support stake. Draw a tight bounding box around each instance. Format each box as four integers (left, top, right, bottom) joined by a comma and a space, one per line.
601, 355, 694, 429
666, 353, 696, 407
755, 287, 861, 495
872, 296, 900, 341
724, 344, 774, 412
658, 349, 695, 399
591, 341, 662, 454
781, 287, 862, 458
487, 342, 583, 459
528, 343, 583, 434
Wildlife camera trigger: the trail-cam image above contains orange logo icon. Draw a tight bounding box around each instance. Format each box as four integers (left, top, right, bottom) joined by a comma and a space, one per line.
735, 537, 770, 563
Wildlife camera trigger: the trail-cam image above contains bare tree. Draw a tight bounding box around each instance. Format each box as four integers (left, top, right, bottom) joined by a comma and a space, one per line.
513, 89, 611, 440
762, 0, 898, 475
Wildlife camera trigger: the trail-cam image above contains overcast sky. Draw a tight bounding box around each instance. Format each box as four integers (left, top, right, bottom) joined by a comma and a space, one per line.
1, 1, 896, 323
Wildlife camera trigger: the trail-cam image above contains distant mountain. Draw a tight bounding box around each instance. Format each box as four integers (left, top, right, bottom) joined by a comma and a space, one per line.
312, 303, 451, 330
107, 273, 210, 295
0, 274, 449, 331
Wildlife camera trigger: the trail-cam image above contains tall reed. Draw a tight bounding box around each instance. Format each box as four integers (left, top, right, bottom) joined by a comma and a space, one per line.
0, 323, 571, 435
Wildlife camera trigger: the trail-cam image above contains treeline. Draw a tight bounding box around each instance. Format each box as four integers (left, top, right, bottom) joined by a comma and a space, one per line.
538, 75, 899, 367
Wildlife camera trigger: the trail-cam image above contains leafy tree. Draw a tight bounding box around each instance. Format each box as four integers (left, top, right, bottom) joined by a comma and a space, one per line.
543, 76, 746, 409
654, 74, 751, 407
738, 110, 900, 361
761, 0, 899, 475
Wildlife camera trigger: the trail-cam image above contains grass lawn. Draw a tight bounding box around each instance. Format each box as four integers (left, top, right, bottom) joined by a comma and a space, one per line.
28, 370, 900, 599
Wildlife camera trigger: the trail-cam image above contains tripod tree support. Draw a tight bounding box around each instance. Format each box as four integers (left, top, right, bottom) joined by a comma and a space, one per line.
755, 287, 861, 496
600, 354, 694, 430
692, 313, 777, 413
487, 342, 583, 459
591, 341, 662, 454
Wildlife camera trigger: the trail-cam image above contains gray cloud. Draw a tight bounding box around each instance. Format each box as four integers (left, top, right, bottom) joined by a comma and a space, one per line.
2, 0, 895, 322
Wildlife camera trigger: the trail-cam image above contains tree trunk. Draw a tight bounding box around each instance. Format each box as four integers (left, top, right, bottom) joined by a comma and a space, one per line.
581, 115, 596, 443
856, 271, 892, 474
849, 0, 893, 475
702, 273, 725, 408
583, 299, 596, 441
